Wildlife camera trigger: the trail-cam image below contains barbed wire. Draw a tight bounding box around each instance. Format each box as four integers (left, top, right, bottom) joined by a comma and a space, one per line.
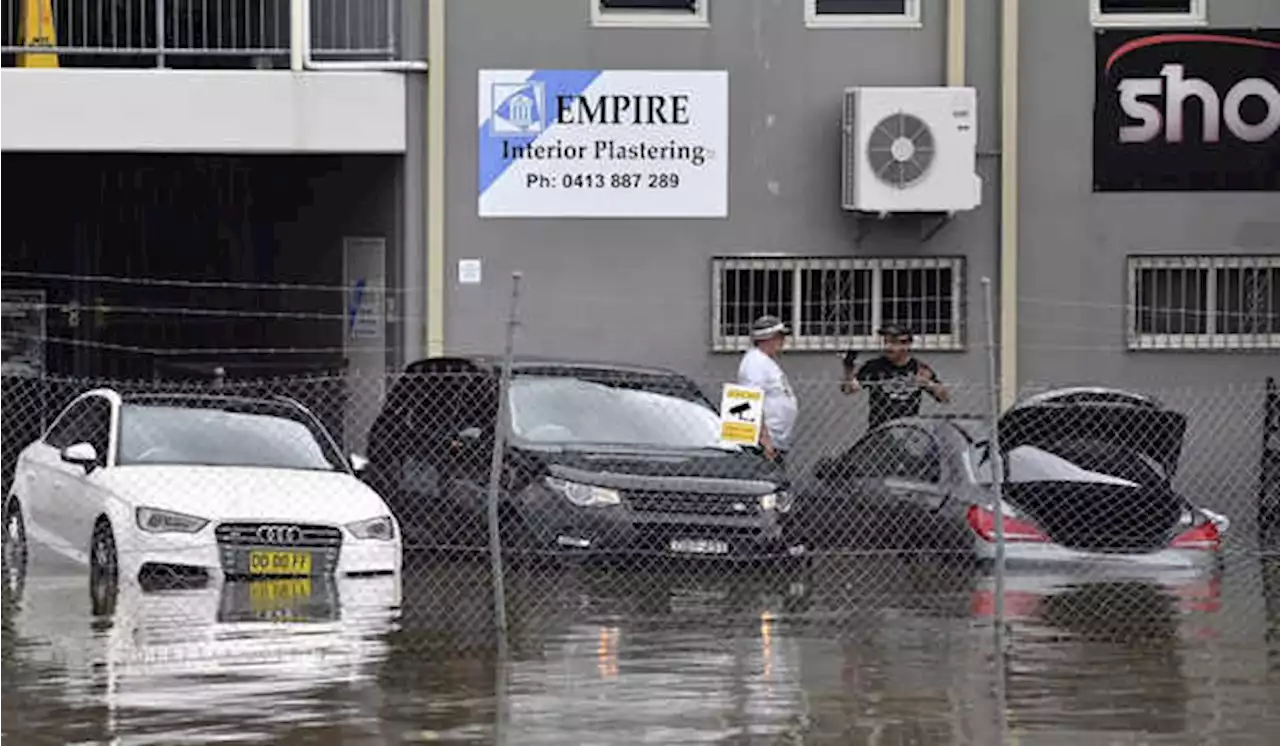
5, 268, 1275, 321
1, 269, 419, 296
0, 334, 406, 357
17, 302, 394, 323
6, 329, 1277, 361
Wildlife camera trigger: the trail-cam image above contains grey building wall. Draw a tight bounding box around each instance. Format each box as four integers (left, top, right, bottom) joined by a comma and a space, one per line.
443, 0, 1002, 462
1018, 0, 1280, 524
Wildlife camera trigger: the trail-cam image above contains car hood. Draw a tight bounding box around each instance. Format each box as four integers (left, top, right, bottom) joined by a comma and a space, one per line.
98, 466, 393, 525
998, 401, 1187, 480
531, 446, 784, 494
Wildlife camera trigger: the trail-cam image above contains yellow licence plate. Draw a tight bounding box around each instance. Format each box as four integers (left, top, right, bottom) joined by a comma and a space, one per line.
249, 578, 313, 611
248, 550, 312, 576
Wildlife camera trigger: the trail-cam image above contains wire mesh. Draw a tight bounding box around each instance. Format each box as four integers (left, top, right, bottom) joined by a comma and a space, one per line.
2, 363, 1278, 743
3, 369, 1275, 598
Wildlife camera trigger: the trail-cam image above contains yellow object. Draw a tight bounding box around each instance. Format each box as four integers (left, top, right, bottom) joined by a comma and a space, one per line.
17, 0, 59, 68
249, 578, 313, 610
248, 550, 313, 576
718, 384, 764, 446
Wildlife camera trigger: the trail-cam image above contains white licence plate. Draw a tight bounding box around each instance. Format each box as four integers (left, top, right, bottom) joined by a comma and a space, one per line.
669, 538, 730, 555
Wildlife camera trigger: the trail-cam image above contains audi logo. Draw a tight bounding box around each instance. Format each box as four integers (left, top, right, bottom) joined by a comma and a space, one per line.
256, 525, 303, 545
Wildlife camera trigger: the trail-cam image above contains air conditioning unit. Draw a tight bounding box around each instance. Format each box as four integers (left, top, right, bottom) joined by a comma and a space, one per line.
841, 86, 982, 215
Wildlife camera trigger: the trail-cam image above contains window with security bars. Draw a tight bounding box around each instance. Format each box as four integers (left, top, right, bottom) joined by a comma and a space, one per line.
600, 0, 697, 9
1128, 255, 1280, 350
1091, 0, 1204, 26
807, 0, 920, 27
594, 0, 707, 26
816, 0, 909, 14
1100, 0, 1193, 12
711, 257, 964, 351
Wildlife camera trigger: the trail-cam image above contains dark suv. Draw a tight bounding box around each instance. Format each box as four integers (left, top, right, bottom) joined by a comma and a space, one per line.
363, 356, 803, 562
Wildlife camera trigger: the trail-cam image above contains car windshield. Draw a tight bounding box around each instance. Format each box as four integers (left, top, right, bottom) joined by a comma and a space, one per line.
507, 376, 731, 450
116, 402, 346, 471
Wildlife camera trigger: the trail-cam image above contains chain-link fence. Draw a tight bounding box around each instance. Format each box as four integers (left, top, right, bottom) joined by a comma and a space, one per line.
3, 367, 1276, 602
3, 361, 1278, 742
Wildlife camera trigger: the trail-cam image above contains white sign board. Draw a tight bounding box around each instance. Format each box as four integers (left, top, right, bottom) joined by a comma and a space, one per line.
477, 69, 728, 218
719, 383, 764, 447
458, 258, 482, 285
342, 236, 387, 455
344, 237, 386, 342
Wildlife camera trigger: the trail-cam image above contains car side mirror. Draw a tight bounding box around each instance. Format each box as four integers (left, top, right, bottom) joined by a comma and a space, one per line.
61, 442, 99, 473
349, 453, 370, 474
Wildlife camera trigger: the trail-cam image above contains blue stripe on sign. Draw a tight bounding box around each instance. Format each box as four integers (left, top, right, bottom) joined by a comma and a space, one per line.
478, 69, 603, 197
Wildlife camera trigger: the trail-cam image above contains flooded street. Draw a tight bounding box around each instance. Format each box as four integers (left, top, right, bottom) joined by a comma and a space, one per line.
4, 549, 1279, 745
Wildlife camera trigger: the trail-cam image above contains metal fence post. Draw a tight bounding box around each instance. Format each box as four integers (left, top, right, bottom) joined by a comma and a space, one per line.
486, 272, 521, 651
981, 276, 1010, 743
485, 272, 521, 746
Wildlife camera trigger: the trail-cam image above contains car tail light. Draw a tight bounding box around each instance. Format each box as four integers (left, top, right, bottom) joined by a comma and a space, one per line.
966, 505, 1049, 544
1170, 519, 1221, 551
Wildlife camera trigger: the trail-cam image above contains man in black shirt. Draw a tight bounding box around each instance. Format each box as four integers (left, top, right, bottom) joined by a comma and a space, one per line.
841, 324, 950, 429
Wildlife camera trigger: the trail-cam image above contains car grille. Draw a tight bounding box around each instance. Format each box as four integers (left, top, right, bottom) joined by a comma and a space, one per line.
624, 490, 760, 517
215, 523, 343, 548
215, 522, 343, 577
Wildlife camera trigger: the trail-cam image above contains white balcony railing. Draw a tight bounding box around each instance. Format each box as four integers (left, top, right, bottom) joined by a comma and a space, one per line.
2, 0, 424, 70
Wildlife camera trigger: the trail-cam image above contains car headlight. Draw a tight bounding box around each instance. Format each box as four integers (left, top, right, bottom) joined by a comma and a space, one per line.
136, 507, 209, 534
759, 491, 793, 513
346, 516, 397, 541
545, 477, 622, 507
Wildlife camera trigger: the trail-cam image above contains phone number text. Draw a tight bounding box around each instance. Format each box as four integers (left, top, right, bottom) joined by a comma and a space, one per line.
525, 173, 682, 190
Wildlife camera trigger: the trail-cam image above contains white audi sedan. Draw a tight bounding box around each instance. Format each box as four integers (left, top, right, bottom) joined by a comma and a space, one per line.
3, 389, 402, 595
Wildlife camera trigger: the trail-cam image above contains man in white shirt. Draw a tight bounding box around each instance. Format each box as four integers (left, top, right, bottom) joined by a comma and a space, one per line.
737, 315, 799, 465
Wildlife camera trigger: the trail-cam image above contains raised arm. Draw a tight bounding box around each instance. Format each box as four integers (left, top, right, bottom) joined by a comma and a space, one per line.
916, 363, 950, 404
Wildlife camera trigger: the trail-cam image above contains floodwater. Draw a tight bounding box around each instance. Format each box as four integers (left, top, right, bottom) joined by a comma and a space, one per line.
3, 548, 1279, 745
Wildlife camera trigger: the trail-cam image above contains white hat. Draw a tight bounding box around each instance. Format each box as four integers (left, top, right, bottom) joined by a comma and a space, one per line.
750, 315, 791, 340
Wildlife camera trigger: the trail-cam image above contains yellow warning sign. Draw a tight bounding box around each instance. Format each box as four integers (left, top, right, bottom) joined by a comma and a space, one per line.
719, 383, 764, 446
18, 0, 59, 68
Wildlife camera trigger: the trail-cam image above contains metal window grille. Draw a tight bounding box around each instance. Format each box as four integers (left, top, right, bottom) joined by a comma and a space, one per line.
1128, 255, 1280, 350
1098, 0, 1193, 15
815, 0, 910, 15
710, 256, 965, 352
600, 0, 698, 10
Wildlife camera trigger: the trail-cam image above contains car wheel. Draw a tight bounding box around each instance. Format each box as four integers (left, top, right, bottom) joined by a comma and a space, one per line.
89, 519, 119, 617
3, 498, 26, 554
2, 498, 28, 595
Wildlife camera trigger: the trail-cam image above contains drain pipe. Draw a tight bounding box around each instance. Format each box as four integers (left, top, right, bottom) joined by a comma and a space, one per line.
290, 0, 427, 72
425, 0, 446, 357
999, 0, 1019, 410
946, 0, 965, 87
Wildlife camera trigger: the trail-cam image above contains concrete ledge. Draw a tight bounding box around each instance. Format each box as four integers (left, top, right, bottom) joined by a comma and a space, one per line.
1, 69, 406, 153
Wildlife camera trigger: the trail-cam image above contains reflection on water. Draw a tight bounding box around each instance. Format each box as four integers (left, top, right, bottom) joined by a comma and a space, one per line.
3, 551, 1280, 745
